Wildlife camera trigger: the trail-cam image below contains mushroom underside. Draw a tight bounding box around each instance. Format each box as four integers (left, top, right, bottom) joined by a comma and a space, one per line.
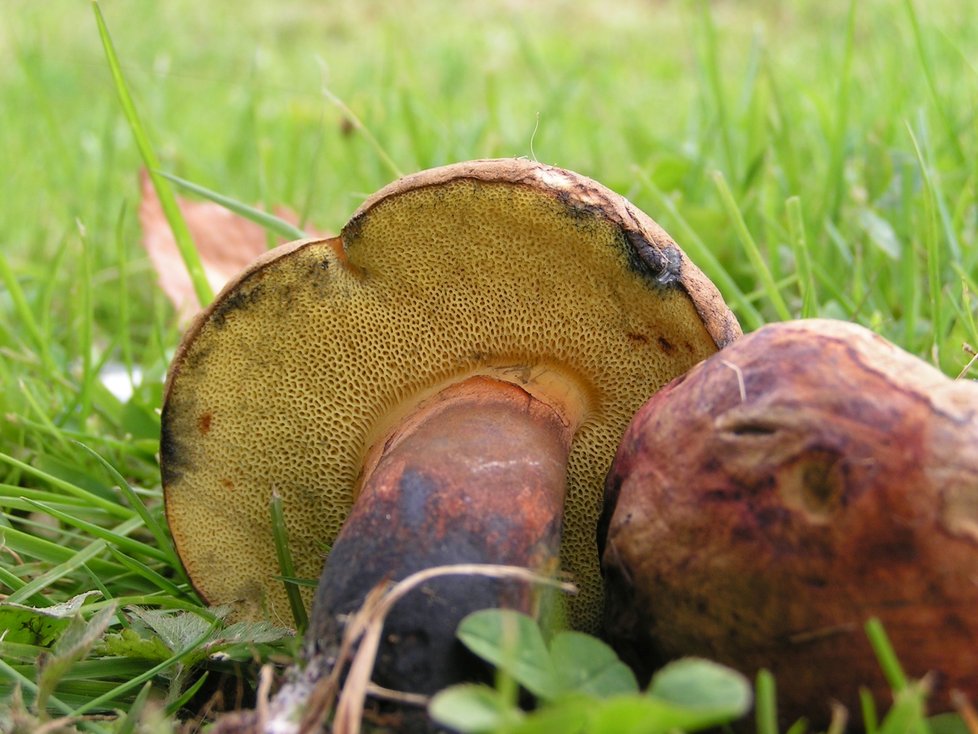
162, 158, 739, 633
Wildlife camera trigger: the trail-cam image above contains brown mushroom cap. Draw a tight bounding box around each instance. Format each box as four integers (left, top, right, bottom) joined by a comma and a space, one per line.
161, 158, 740, 631
600, 318, 978, 721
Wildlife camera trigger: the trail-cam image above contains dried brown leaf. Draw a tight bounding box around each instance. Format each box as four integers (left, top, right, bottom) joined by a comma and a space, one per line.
138, 171, 328, 324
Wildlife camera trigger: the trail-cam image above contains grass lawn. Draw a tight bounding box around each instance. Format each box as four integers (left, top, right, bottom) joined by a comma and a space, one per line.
2, 0, 977, 730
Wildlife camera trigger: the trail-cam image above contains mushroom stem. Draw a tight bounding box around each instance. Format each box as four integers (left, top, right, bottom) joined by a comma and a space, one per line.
305, 376, 575, 695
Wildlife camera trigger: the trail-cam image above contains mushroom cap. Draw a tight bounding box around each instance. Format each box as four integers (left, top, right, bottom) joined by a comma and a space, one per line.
600, 318, 978, 720
161, 158, 740, 631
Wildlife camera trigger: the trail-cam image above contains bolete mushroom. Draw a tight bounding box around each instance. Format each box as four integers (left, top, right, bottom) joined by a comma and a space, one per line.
600, 318, 978, 724
160, 159, 739, 695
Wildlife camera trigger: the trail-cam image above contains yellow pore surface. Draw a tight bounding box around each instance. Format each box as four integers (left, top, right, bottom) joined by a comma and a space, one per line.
163, 178, 720, 631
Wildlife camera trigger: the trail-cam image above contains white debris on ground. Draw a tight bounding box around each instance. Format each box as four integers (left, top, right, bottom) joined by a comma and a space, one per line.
99, 362, 144, 402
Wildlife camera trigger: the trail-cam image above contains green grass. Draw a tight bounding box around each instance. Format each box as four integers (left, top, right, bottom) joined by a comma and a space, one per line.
2, 0, 977, 730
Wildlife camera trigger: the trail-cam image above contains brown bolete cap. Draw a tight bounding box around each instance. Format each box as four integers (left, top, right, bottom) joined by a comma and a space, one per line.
161, 158, 740, 631
600, 318, 978, 722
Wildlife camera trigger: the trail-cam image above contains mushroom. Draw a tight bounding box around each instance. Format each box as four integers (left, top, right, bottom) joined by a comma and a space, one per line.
160, 159, 740, 695
600, 318, 978, 724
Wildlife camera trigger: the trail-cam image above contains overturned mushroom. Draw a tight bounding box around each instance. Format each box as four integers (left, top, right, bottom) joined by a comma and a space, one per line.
600, 319, 978, 724
160, 159, 739, 697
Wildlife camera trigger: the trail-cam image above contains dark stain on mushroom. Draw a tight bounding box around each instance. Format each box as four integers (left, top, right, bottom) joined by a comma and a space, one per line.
622, 230, 682, 289
158, 405, 187, 487
197, 412, 213, 435
554, 188, 606, 223
211, 283, 265, 328
180, 343, 213, 374
701, 488, 737, 503
342, 211, 366, 245
657, 336, 675, 354
550, 190, 683, 290
399, 468, 436, 532
627, 332, 649, 345
943, 612, 970, 637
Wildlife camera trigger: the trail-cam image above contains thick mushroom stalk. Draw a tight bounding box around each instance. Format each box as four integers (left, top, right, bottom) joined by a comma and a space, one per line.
160, 159, 740, 713
307, 376, 576, 693
600, 319, 978, 725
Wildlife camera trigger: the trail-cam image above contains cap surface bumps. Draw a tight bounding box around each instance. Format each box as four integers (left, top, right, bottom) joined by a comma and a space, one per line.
161, 158, 740, 630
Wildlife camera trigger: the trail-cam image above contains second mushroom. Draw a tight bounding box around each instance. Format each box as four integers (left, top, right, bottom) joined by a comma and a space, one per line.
160, 159, 740, 694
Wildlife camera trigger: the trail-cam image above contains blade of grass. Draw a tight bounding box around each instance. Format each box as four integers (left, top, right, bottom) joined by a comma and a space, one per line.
0, 484, 91, 506
954, 266, 978, 350
861, 687, 880, 734
0, 674, 126, 721
755, 669, 779, 734
822, 0, 857, 224
76, 220, 95, 420
0, 657, 76, 720
761, 50, 800, 197
83, 566, 119, 623
0, 523, 121, 577
694, 0, 735, 176
0, 253, 55, 372
92, 1, 212, 307
22, 498, 169, 563
270, 492, 308, 633
712, 170, 792, 321
786, 196, 816, 318
898, 162, 923, 349
0, 451, 131, 519
17, 380, 75, 455
163, 670, 209, 717
397, 84, 429, 171
37, 234, 71, 370
114, 680, 154, 734
906, 122, 944, 365
904, 0, 966, 164
0, 565, 45, 605
114, 203, 134, 378
907, 115, 961, 261
298, 110, 330, 228
3, 414, 154, 455
74, 441, 183, 576
317, 62, 404, 180
4, 517, 142, 604
865, 617, 909, 693
14, 39, 79, 191
0, 497, 93, 515
70, 616, 221, 717
159, 171, 309, 240
106, 547, 184, 597
272, 573, 317, 588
